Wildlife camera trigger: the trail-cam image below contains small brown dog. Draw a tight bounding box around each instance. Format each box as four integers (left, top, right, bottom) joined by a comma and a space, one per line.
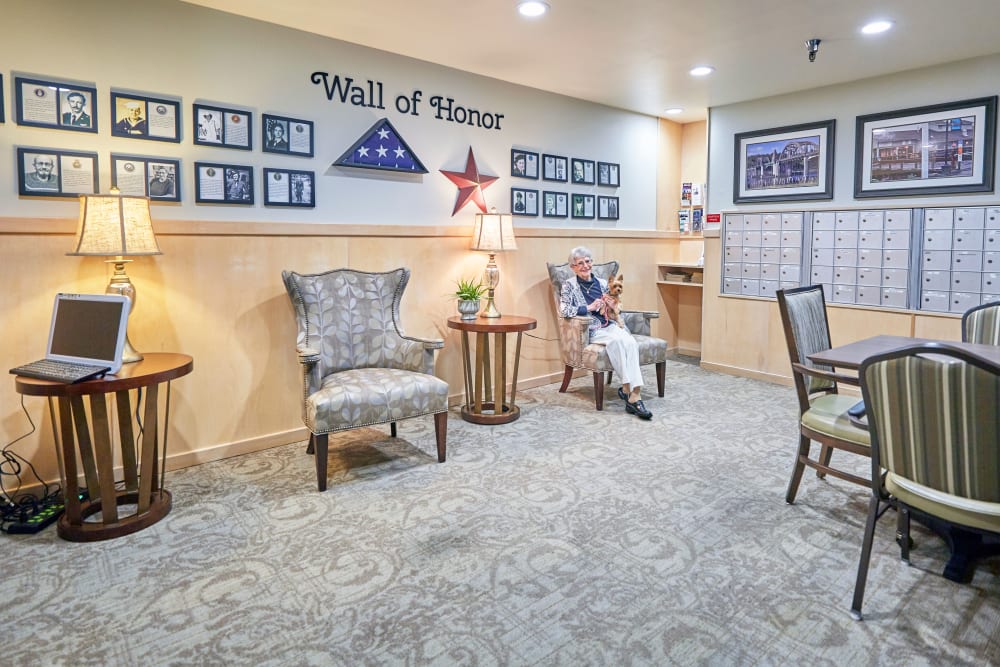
600, 273, 624, 327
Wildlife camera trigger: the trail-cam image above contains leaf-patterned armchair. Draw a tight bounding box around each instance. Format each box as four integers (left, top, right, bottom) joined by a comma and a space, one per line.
546, 260, 667, 410
282, 267, 449, 491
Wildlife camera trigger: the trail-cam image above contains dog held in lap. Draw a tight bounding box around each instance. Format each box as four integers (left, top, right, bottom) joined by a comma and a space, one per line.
599, 273, 624, 327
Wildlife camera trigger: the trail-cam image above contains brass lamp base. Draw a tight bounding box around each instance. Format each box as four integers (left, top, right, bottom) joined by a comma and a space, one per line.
481, 288, 501, 318
105, 257, 143, 363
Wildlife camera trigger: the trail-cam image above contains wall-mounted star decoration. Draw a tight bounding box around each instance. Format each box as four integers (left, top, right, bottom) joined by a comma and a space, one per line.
440, 147, 498, 216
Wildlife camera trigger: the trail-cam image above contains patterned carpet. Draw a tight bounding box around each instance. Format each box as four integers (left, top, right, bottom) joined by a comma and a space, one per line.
3, 359, 998, 666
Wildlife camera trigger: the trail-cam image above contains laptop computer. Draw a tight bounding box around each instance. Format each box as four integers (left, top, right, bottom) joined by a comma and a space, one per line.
10, 293, 131, 383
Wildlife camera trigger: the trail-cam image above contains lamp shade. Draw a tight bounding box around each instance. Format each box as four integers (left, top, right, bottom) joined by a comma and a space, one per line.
470, 211, 517, 252
67, 193, 162, 257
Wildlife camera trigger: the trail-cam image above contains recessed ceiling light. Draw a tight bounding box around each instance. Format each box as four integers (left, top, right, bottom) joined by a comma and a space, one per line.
517, 1, 549, 17
861, 20, 893, 35
664, 108, 683, 115
689, 65, 715, 77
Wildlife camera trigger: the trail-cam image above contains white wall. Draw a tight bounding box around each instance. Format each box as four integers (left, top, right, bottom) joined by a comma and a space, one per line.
0, 0, 658, 229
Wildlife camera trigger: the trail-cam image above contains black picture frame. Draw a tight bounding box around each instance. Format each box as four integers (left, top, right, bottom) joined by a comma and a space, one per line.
110, 91, 181, 142
571, 158, 595, 185
510, 148, 539, 179
0, 74, 5, 123
597, 195, 620, 220
733, 119, 835, 203
263, 168, 315, 207
111, 153, 181, 202
193, 104, 252, 150
194, 161, 254, 204
597, 161, 620, 187
511, 187, 538, 216
542, 154, 568, 182
571, 193, 595, 219
17, 147, 99, 197
854, 96, 997, 198
542, 191, 568, 218
262, 114, 314, 157
15, 76, 97, 133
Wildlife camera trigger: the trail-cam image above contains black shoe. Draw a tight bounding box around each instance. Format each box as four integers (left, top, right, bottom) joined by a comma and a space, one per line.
618, 387, 628, 401
626, 399, 652, 420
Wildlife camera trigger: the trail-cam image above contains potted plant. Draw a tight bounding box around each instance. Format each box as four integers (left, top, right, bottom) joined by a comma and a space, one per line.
454, 277, 486, 319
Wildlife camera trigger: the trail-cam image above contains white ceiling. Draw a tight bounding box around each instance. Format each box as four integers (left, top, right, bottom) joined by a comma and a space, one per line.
182, 0, 1000, 123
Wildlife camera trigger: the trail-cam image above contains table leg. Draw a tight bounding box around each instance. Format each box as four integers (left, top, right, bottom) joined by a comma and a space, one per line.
493, 332, 506, 415
116, 390, 138, 493
88, 394, 119, 525
460, 331, 473, 408
69, 395, 100, 502
510, 332, 523, 409
138, 383, 159, 512
481, 333, 492, 404
57, 397, 81, 525
474, 333, 485, 414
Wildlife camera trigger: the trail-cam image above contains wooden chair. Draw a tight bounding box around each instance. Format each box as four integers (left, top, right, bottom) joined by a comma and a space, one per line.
962, 300, 1000, 345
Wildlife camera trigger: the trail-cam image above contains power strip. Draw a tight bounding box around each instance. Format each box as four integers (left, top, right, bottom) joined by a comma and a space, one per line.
5, 499, 65, 534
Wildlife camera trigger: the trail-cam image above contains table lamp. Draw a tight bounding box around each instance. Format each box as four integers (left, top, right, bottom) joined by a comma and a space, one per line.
470, 208, 517, 318
67, 188, 162, 363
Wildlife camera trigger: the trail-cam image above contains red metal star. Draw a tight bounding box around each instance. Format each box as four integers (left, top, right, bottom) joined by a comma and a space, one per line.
440, 147, 498, 216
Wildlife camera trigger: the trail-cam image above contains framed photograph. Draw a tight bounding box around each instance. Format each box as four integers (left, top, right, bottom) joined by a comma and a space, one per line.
597, 161, 620, 187
194, 162, 254, 204
510, 149, 539, 179
17, 147, 98, 197
1, 74, 5, 123
597, 195, 620, 220
111, 154, 181, 202
734, 119, 835, 203
542, 154, 568, 182
542, 191, 568, 218
571, 193, 595, 219
511, 187, 538, 216
193, 104, 252, 150
263, 114, 314, 157
263, 168, 315, 207
15, 76, 97, 133
854, 96, 997, 198
571, 158, 595, 185
110, 91, 180, 142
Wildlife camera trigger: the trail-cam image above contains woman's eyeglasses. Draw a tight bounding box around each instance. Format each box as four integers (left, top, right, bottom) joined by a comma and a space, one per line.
573, 258, 593, 267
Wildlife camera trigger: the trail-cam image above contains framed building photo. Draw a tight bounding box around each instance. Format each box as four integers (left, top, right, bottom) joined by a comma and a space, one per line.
597, 195, 620, 220
511, 149, 539, 179
193, 104, 252, 150
571, 193, 595, 219
263, 168, 315, 207
0, 74, 5, 123
15, 76, 97, 133
263, 114, 314, 157
734, 119, 835, 203
195, 162, 254, 204
571, 158, 595, 185
110, 91, 180, 142
17, 147, 98, 197
854, 96, 997, 198
542, 154, 568, 182
597, 161, 620, 187
511, 187, 538, 216
542, 191, 568, 218
111, 154, 181, 202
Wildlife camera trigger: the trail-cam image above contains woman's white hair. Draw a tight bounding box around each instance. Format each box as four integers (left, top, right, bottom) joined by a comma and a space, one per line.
568, 246, 593, 264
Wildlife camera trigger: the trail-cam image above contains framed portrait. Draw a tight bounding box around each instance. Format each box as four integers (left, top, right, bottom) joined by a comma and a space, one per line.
262, 114, 314, 157
542, 191, 568, 218
734, 119, 835, 203
193, 104, 252, 150
510, 149, 539, 179
571, 193, 595, 219
111, 154, 181, 202
263, 168, 315, 207
15, 76, 97, 133
597, 161, 620, 187
17, 147, 98, 197
110, 91, 180, 142
571, 158, 595, 185
542, 154, 568, 182
597, 195, 620, 220
854, 96, 997, 198
0, 74, 5, 123
194, 162, 254, 204
511, 187, 538, 216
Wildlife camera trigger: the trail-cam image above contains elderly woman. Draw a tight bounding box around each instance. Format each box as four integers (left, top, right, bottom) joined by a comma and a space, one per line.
559, 246, 652, 419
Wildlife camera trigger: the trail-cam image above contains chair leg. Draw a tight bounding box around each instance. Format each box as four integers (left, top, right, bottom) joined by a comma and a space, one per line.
306, 432, 315, 455
314, 433, 329, 492
593, 371, 605, 410
606, 371, 613, 385
655, 361, 665, 397
434, 412, 447, 462
390, 422, 397, 438
817, 444, 832, 478
897, 505, 911, 564
785, 434, 810, 504
851, 494, 883, 621
558, 366, 574, 393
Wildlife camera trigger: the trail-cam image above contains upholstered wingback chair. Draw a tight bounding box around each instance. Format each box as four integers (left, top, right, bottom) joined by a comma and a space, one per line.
546, 260, 666, 409
282, 267, 448, 491
962, 301, 1000, 345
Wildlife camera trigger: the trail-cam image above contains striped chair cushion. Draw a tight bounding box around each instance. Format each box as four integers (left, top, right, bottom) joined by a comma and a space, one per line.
964, 302, 1000, 345
782, 288, 835, 394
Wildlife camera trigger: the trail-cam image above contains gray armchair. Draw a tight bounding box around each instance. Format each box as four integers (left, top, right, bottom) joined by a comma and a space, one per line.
962, 300, 1000, 345
546, 260, 666, 410
282, 267, 448, 491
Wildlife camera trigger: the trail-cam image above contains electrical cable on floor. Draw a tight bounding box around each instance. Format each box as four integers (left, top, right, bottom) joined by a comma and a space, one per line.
0, 395, 61, 533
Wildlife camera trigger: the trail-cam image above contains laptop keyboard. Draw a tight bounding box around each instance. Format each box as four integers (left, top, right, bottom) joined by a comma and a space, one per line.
9, 359, 111, 384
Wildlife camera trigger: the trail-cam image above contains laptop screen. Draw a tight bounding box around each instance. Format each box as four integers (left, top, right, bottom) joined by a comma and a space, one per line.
47, 293, 131, 372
